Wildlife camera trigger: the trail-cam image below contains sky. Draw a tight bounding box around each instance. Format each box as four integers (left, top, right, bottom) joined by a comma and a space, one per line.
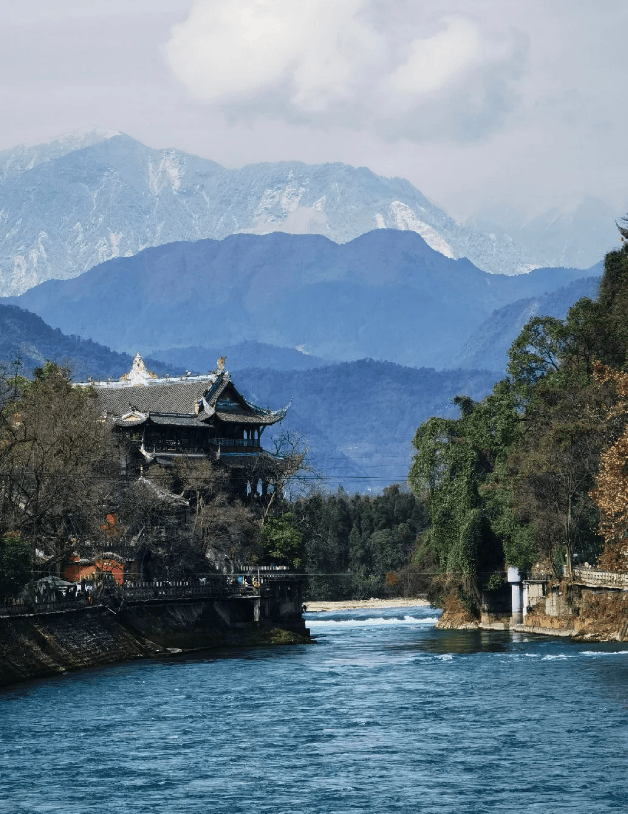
2, 0, 627, 221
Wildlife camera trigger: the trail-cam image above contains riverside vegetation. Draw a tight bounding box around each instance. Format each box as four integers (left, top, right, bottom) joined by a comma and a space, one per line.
408, 225, 628, 618
0, 360, 429, 604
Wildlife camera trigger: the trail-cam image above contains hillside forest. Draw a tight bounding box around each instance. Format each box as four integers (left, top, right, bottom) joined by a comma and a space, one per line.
408, 230, 628, 614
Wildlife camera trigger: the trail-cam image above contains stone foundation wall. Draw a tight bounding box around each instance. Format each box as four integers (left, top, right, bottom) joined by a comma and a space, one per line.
523, 587, 628, 640
120, 598, 258, 649
435, 585, 628, 641
0, 595, 310, 688
0, 605, 161, 687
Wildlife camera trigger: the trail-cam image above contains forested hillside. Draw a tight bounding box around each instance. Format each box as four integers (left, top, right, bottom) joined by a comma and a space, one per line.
237, 361, 500, 491
292, 486, 429, 600
408, 230, 628, 613
0, 304, 180, 381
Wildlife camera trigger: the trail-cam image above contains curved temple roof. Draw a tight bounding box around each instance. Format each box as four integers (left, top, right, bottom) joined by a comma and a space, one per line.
78, 354, 287, 426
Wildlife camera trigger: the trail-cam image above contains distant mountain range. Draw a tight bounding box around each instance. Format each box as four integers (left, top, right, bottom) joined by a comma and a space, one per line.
0, 302, 499, 491
468, 198, 622, 272
449, 274, 601, 372
237, 362, 501, 492
5, 230, 601, 370
0, 129, 617, 490
155, 341, 326, 374
0, 130, 620, 297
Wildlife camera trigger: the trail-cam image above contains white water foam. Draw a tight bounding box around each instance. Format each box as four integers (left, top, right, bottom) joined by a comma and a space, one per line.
582, 650, 628, 657
541, 654, 571, 660
308, 615, 440, 628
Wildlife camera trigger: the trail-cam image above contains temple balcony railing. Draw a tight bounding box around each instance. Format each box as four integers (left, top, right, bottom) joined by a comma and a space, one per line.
209, 438, 260, 448
133, 438, 262, 455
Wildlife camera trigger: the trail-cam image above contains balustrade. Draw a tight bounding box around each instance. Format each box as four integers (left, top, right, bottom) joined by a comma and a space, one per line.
0, 571, 300, 615
571, 566, 628, 589
209, 438, 260, 448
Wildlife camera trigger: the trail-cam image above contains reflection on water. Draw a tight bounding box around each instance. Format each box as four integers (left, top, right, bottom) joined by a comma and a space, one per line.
2, 603, 628, 814
410, 628, 513, 655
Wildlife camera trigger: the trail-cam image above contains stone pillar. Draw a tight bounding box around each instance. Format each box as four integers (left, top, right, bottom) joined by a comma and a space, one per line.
507, 566, 523, 624
253, 596, 260, 623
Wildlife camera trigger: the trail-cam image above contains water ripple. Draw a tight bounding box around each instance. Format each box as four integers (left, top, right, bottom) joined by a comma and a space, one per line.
1, 604, 628, 813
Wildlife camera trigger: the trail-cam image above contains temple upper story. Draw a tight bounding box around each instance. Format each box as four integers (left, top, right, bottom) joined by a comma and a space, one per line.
77, 354, 288, 463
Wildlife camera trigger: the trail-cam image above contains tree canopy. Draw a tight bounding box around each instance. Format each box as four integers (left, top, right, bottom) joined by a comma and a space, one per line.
409, 235, 628, 612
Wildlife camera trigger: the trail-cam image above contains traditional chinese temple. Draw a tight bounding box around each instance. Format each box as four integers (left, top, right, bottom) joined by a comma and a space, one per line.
78, 354, 288, 496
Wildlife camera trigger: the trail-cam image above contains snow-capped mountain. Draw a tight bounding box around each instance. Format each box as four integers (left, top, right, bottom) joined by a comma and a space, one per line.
467, 197, 621, 273
0, 129, 620, 297
0, 131, 541, 296
0, 127, 120, 183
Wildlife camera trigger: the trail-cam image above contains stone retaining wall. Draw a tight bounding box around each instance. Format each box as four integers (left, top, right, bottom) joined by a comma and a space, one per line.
436, 585, 628, 641
0, 605, 161, 687
0, 594, 311, 688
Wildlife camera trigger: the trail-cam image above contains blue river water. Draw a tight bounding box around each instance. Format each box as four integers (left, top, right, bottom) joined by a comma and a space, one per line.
2, 604, 628, 813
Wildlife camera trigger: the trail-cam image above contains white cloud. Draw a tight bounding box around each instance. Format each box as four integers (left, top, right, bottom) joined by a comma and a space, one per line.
165, 0, 527, 141
166, 0, 376, 112
390, 17, 481, 96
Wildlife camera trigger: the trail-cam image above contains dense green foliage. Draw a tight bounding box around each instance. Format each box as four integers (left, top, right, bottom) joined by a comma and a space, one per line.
409, 238, 628, 613
290, 485, 429, 600
259, 513, 304, 569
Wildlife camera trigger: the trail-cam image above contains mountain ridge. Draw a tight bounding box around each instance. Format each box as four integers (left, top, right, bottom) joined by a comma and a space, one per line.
0, 303, 180, 381
0, 131, 545, 296
4, 230, 600, 370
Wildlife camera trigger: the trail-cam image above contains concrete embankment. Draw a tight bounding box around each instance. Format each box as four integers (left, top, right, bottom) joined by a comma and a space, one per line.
436, 585, 628, 641
0, 605, 162, 687
0, 599, 311, 688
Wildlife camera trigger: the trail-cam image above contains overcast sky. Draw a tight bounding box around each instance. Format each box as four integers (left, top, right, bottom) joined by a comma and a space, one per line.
2, 0, 627, 220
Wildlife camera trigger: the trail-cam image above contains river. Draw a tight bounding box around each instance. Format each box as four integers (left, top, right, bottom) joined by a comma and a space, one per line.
1, 604, 628, 813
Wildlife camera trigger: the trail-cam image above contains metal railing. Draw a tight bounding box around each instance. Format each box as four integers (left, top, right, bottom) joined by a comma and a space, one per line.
0, 593, 93, 616
121, 577, 232, 601
0, 571, 301, 615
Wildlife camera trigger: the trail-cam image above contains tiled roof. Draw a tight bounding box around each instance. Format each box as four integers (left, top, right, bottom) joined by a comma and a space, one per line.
93, 366, 287, 426
215, 410, 286, 425
205, 377, 229, 403
97, 379, 211, 416
136, 476, 189, 506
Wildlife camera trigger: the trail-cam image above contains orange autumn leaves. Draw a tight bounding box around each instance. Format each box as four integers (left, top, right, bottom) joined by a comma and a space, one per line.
590, 363, 628, 570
